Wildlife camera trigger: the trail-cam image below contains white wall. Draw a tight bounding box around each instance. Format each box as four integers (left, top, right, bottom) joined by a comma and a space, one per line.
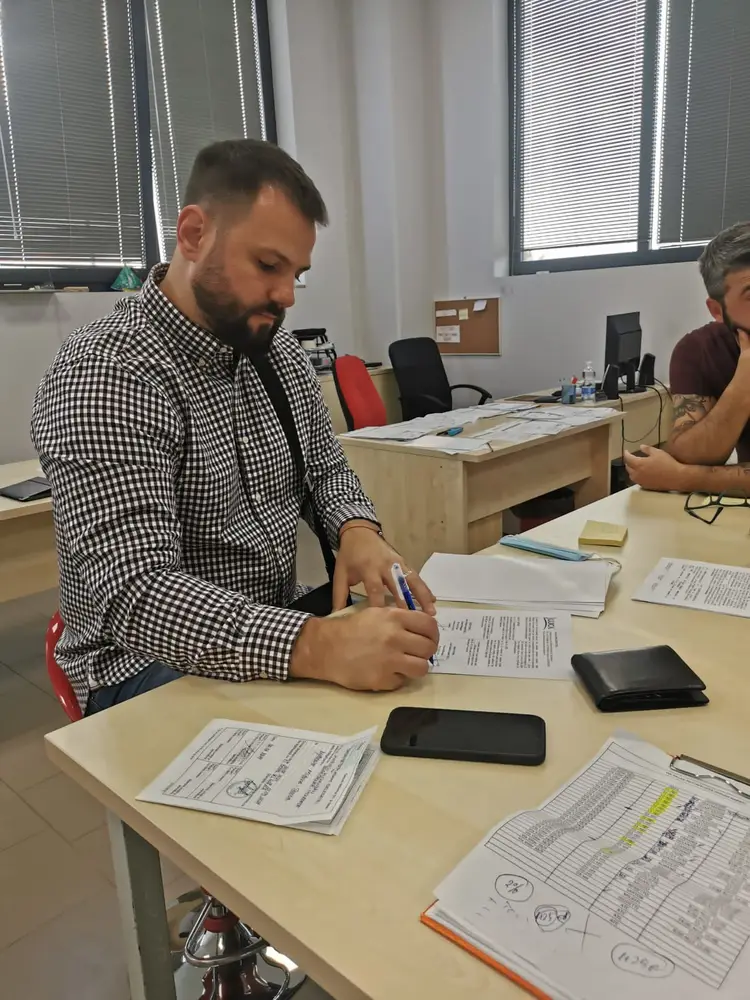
0, 292, 121, 463
272, 0, 709, 402
270, 0, 367, 358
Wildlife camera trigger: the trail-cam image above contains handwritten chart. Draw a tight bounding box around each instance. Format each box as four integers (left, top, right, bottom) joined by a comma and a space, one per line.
430, 738, 750, 999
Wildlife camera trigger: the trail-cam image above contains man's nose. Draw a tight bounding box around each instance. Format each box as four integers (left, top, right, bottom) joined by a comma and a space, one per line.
271, 276, 296, 311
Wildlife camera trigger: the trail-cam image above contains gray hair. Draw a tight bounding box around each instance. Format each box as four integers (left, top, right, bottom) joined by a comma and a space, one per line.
699, 222, 750, 301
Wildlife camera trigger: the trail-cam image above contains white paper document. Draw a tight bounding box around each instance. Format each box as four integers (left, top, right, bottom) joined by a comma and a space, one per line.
138, 720, 379, 835
409, 435, 490, 454
428, 736, 750, 1000
436, 324, 460, 343
422, 553, 615, 617
433, 609, 574, 679
634, 557, 750, 619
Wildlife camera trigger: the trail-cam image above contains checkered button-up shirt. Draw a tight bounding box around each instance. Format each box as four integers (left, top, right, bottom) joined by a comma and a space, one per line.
31, 264, 378, 711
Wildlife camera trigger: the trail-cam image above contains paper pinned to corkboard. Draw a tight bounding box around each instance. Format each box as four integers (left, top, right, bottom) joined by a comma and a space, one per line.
434, 297, 501, 355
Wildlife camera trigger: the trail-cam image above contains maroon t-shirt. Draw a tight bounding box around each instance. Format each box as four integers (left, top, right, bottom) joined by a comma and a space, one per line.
669, 321, 750, 462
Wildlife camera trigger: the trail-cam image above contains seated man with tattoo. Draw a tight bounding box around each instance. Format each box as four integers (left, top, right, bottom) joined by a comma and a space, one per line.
625, 222, 750, 496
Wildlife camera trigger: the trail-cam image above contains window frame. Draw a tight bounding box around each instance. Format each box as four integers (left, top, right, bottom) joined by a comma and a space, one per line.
509, 0, 705, 275
0, 0, 276, 291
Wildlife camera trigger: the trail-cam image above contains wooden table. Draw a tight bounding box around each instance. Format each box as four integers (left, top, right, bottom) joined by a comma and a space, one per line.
0, 459, 57, 602
340, 411, 620, 571
514, 384, 674, 462
45, 488, 750, 1000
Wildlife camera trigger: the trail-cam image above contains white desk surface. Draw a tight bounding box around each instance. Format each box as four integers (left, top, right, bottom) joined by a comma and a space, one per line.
0, 458, 51, 522
45, 488, 750, 1000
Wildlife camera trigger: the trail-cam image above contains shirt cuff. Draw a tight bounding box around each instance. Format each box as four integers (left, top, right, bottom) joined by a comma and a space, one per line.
241, 605, 311, 682
325, 503, 381, 548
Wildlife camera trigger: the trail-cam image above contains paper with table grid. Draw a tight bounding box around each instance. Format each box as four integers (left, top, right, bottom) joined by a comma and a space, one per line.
425, 735, 750, 999
137, 719, 379, 835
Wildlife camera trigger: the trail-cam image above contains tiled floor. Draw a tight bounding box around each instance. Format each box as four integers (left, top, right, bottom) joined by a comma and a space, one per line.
0, 524, 328, 999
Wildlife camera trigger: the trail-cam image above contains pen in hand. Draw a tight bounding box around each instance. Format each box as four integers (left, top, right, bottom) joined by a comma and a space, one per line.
391, 561, 437, 667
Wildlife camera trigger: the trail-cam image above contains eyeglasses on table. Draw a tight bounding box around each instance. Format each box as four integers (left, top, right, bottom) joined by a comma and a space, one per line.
684, 491, 750, 525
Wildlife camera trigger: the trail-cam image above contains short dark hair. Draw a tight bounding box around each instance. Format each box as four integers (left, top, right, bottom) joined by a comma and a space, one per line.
699, 221, 750, 300
182, 138, 328, 226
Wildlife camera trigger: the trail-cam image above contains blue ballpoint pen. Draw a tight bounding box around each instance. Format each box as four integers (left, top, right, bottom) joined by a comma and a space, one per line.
391, 561, 436, 666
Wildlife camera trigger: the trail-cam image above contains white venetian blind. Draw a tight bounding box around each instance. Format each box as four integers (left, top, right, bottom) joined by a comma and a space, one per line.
654, 0, 750, 248
145, 0, 266, 260
0, 0, 144, 268
516, 0, 646, 261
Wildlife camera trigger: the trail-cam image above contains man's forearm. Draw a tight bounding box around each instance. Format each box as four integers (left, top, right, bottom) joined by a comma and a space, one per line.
668, 384, 750, 464
681, 462, 750, 498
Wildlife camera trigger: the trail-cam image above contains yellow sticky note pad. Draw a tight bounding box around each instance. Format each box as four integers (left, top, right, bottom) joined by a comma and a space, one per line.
579, 520, 628, 547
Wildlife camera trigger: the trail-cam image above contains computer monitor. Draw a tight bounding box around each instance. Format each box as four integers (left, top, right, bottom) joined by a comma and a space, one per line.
604, 312, 645, 394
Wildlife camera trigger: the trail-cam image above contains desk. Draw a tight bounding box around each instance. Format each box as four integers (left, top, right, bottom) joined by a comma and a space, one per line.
0, 459, 57, 602
515, 385, 674, 462
45, 487, 750, 1000
340, 412, 619, 571
318, 365, 400, 435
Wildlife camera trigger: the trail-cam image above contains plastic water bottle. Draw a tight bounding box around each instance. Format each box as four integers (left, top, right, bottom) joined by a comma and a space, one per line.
581, 361, 596, 405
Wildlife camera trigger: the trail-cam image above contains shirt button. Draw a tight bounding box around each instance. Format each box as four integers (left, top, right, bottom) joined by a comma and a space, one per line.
253, 492, 262, 503
198, 358, 209, 369
241, 436, 249, 445
258, 671, 269, 680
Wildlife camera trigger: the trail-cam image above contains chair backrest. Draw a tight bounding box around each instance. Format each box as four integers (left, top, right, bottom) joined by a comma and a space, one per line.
45, 612, 83, 722
388, 337, 452, 420
332, 356, 387, 431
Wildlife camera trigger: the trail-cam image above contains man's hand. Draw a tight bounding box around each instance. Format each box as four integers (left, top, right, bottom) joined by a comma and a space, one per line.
624, 445, 694, 493
331, 523, 436, 614
735, 329, 750, 391
289, 607, 439, 691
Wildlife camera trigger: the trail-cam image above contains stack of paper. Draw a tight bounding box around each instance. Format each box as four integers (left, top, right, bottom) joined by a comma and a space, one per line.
138, 720, 379, 836
424, 735, 750, 999
408, 435, 491, 455
340, 402, 541, 442
433, 608, 574, 679
421, 553, 615, 617
634, 557, 750, 619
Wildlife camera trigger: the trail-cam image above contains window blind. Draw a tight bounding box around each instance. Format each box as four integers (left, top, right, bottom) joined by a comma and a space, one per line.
145, 0, 267, 260
514, 0, 646, 262
0, 0, 144, 268
654, 0, 750, 247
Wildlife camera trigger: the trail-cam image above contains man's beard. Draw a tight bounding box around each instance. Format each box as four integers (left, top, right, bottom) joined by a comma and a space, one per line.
720, 303, 747, 340
191, 262, 285, 359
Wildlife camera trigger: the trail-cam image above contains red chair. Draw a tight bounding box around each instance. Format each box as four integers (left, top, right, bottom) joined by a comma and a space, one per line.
45, 612, 83, 722
332, 356, 387, 431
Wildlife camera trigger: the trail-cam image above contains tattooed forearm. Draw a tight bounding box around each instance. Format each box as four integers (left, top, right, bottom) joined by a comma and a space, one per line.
670, 394, 712, 438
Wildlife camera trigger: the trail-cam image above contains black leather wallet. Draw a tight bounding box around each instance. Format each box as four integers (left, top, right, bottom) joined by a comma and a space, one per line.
0, 476, 51, 502
571, 645, 708, 712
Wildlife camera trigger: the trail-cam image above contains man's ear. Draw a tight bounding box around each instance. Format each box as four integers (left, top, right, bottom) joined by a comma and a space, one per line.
175, 204, 209, 262
706, 297, 724, 324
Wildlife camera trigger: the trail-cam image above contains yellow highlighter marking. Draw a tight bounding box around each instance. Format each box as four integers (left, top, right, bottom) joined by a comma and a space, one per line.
602, 787, 678, 854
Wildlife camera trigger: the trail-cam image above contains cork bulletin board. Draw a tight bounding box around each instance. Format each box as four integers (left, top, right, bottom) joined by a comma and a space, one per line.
434, 296, 501, 356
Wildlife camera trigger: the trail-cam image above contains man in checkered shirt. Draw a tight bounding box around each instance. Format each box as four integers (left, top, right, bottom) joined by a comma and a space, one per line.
32, 139, 438, 716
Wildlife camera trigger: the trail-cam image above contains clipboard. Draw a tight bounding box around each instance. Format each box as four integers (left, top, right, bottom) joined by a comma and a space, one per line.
420, 906, 552, 1000
669, 754, 750, 801
421, 751, 750, 999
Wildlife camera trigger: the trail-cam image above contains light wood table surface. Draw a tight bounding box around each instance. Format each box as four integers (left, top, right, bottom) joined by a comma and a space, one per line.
340, 410, 621, 571
0, 458, 57, 602
45, 488, 750, 1000
514, 384, 674, 462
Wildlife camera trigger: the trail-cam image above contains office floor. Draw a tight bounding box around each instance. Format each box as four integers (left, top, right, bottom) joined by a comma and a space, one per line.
0, 524, 327, 999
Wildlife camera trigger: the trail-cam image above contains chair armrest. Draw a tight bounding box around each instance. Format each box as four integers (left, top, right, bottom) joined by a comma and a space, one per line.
449, 384, 492, 404
400, 393, 450, 411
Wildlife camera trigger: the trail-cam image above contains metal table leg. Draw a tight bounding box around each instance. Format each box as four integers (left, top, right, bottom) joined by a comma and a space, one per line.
108, 810, 177, 1000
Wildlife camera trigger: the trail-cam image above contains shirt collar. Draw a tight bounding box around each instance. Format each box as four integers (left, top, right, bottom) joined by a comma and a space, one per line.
139, 263, 235, 366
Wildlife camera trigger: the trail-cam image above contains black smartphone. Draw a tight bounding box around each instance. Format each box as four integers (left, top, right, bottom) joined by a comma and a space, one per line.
380, 707, 546, 765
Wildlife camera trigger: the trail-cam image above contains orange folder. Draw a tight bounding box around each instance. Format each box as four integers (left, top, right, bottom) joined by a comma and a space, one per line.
420, 905, 552, 1000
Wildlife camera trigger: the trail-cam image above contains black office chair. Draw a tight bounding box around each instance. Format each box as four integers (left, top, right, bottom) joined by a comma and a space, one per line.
388, 337, 492, 420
